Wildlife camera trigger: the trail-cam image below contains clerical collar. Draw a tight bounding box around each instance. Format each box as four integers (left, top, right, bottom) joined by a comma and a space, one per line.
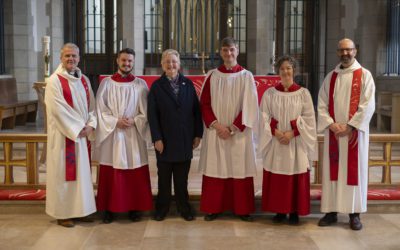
111, 72, 135, 82
275, 82, 301, 92
68, 71, 79, 78
218, 64, 244, 73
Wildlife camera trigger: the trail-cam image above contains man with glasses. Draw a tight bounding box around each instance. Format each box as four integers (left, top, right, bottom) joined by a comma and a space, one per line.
317, 38, 375, 230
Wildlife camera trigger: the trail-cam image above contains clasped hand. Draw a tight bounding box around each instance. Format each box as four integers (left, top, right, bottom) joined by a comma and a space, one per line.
116, 117, 135, 129
212, 122, 233, 140
329, 123, 357, 144
78, 125, 94, 138
274, 129, 294, 145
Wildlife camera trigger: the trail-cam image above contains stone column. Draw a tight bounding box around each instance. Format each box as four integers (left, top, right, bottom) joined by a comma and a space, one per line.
247, 0, 275, 75
121, 0, 145, 75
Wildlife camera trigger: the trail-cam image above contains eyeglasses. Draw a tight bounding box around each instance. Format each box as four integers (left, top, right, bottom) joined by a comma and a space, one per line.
337, 48, 355, 53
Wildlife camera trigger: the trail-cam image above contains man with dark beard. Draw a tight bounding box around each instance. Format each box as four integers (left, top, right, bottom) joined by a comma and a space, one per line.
94, 48, 153, 223
317, 38, 375, 230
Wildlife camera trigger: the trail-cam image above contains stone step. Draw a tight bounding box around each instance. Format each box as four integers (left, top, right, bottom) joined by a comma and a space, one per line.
1, 198, 399, 215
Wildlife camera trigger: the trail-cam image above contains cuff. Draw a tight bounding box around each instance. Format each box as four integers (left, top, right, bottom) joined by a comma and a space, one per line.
270, 118, 278, 136
290, 119, 300, 137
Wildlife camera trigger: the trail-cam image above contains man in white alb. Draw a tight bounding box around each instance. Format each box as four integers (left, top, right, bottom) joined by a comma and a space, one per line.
45, 43, 97, 227
317, 38, 375, 230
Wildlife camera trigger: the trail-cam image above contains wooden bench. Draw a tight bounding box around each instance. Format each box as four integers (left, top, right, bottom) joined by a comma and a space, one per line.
0, 77, 38, 129
376, 91, 400, 133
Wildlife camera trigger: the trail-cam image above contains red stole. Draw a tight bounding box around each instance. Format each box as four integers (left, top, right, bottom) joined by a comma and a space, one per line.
328, 68, 362, 185
57, 74, 90, 181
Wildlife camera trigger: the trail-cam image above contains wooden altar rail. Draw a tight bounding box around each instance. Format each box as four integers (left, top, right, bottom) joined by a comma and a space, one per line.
0, 133, 399, 189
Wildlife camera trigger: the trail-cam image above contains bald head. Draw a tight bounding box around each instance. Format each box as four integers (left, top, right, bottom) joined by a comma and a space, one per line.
337, 38, 357, 68
337, 38, 355, 49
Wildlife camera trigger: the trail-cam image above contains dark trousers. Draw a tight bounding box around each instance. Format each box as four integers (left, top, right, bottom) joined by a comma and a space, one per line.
156, 160, 192, 216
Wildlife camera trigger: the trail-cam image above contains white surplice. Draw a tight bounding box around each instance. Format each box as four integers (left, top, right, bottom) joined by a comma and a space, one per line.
318, 60, 375, 213
198, 69, 259, 178
45, 64, 97, 219
94, 76, 150, 169
258, 86, 317, 174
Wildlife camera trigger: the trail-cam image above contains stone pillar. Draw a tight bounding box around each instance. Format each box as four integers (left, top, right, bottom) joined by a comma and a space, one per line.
48, 0, 64, 73
121, 0, 145, 75
355, 0, 386, 77
325, 0, 386, 77
4, 0, 37, 100
247, 0, 275, 75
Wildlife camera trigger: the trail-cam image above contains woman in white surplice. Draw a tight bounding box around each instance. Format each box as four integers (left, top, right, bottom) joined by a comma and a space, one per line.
258, 55, 317, 224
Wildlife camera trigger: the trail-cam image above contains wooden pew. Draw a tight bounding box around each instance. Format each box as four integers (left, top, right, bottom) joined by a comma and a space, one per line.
0, 77, 38, 129
376, 91, 400, 133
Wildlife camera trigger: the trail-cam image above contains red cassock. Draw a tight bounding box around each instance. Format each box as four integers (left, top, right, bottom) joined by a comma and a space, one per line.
96, 164, 153, 212
199, 65, 258, 215
94, 73, 153, 212
259, 82, 317, 215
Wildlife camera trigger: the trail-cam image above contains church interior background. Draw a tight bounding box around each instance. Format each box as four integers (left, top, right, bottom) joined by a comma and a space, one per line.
1, 0, 400, 249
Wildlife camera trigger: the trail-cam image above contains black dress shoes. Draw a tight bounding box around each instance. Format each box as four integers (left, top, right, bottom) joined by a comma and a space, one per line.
153, 212, 166, 221
129, 211, 142, 222
181, 213, 195, 221
318, 212, 338, 226
272, 213, 287, 223
349, 213, 362, 230
103, 211, 113, 224
204, 213, 218, 221
239, 214, 254, 222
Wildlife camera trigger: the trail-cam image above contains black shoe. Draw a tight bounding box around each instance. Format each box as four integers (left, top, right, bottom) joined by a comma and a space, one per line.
129, 211, 142, 222
239, 214, 254, 222
103, 211, 113, 224
318, 212, 338, 227
288, 213, 299, 225
153, 212, 166, 221
349, 214, 362, 230
181, 213, 195, 221
272, 213, 287, 223
204, 213, 218, 221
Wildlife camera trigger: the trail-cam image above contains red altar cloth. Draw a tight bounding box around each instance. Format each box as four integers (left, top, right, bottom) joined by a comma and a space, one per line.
99, 75, 280, 103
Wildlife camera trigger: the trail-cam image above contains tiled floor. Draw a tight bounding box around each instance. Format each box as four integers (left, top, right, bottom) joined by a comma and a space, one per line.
1, 125, 400, 249
0, 213, 400, 249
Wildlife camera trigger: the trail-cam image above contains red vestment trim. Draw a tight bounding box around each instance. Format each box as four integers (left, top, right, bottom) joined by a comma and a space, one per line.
57, 74, 91, 181
328, 68, 362, 185
200, 73, 217, 127
111, 73, 136, 83
200, 65, 246, 131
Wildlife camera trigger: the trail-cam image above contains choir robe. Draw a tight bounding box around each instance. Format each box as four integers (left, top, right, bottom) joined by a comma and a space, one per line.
258, 83, 317, 215
45, 64, 97, 219
94, 73, 153, 212
199, 64, 258, 215
318, 60, 375, 213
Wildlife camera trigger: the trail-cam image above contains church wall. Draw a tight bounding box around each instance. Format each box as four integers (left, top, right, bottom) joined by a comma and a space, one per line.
3, 0, 63, 100
325, 0, 387, 79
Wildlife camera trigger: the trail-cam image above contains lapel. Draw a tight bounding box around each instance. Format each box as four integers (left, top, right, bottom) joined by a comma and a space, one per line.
177, 74, 188, 107
159, 73, 180, 106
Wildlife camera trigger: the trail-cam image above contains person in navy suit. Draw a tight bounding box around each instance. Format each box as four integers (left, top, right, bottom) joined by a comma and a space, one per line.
148, 49, 203, 221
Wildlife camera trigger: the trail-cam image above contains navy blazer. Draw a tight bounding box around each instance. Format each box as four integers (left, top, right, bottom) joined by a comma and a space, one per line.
147, 73, 203, 162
